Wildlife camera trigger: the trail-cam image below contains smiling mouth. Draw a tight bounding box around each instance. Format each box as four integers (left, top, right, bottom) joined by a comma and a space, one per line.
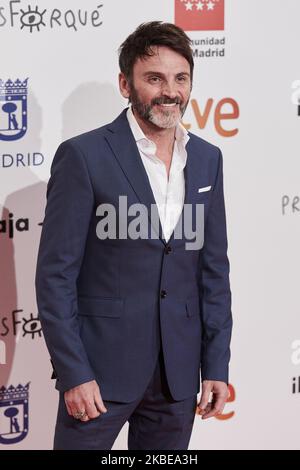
156, 103, 178, 108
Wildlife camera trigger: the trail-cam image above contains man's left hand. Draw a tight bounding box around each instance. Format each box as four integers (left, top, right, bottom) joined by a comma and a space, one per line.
197, 380, 229, 419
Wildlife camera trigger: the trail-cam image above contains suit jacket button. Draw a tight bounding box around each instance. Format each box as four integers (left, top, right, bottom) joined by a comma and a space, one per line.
160, 290, 167, 298
165, 245, 172, 254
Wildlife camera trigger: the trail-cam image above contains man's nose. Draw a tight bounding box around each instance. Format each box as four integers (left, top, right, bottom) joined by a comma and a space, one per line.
161, 81, 178, 99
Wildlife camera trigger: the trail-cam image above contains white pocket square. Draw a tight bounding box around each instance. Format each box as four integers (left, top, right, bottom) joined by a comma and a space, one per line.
198, 185, 211, 193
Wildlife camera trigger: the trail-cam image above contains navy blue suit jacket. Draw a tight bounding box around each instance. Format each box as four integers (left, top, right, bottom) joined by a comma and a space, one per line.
35, 108, 232, 402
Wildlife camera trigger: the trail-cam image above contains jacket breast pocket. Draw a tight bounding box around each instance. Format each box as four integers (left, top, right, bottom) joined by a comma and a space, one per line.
78, 296, 124, 318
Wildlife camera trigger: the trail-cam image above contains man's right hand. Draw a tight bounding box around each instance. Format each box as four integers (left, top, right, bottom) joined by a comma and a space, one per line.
64, 379, 107, 421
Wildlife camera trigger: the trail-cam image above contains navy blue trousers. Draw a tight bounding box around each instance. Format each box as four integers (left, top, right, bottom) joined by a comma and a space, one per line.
54, 348, 197, 450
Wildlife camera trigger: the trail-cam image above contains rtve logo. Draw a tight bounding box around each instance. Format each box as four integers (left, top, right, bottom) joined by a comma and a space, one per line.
184, 97, 239, 137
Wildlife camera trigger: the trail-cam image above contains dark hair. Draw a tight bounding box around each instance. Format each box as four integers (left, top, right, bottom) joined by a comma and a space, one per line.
118, 21, 194, 84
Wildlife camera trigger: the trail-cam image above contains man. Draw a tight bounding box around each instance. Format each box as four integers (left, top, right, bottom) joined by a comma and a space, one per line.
35, 21, 232, 450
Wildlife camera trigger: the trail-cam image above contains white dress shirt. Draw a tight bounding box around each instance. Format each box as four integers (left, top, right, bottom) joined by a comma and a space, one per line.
126, 106, 190, 242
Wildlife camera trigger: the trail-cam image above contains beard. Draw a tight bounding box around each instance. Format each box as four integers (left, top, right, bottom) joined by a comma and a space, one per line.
129, 84, 189, 129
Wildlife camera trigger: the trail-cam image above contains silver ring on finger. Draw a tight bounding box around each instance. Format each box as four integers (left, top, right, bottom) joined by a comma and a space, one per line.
73, 410, 87, 420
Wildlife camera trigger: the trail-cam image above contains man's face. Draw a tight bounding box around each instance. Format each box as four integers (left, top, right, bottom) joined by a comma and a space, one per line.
123, 46, 192, 129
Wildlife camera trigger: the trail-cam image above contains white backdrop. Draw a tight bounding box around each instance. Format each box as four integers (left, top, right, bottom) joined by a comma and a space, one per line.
0, 0, 300, 449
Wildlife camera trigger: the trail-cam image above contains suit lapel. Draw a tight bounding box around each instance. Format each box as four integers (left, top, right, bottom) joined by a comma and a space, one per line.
104, 108, 197, 247
105, 109, 165, 244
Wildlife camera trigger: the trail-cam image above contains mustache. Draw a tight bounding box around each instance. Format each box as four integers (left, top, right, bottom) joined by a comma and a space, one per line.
151, 97, 182, 106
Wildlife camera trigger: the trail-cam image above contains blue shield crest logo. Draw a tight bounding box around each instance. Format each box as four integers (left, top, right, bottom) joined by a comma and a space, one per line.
0, 79, 28, 141
0, 383, 30, 445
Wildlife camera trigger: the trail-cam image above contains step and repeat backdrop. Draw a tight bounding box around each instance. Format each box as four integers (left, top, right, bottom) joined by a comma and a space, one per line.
0, 0, 299, 450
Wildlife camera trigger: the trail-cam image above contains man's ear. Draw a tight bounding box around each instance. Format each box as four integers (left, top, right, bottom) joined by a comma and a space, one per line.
119, 72, 130, 99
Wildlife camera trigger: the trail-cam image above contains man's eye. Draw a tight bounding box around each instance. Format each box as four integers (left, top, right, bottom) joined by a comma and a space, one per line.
149, 76, 161, 83
177, 76, 187, 82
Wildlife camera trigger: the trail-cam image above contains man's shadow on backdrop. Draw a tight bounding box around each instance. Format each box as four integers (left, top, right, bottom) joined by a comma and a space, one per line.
0, 83, 123, 388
